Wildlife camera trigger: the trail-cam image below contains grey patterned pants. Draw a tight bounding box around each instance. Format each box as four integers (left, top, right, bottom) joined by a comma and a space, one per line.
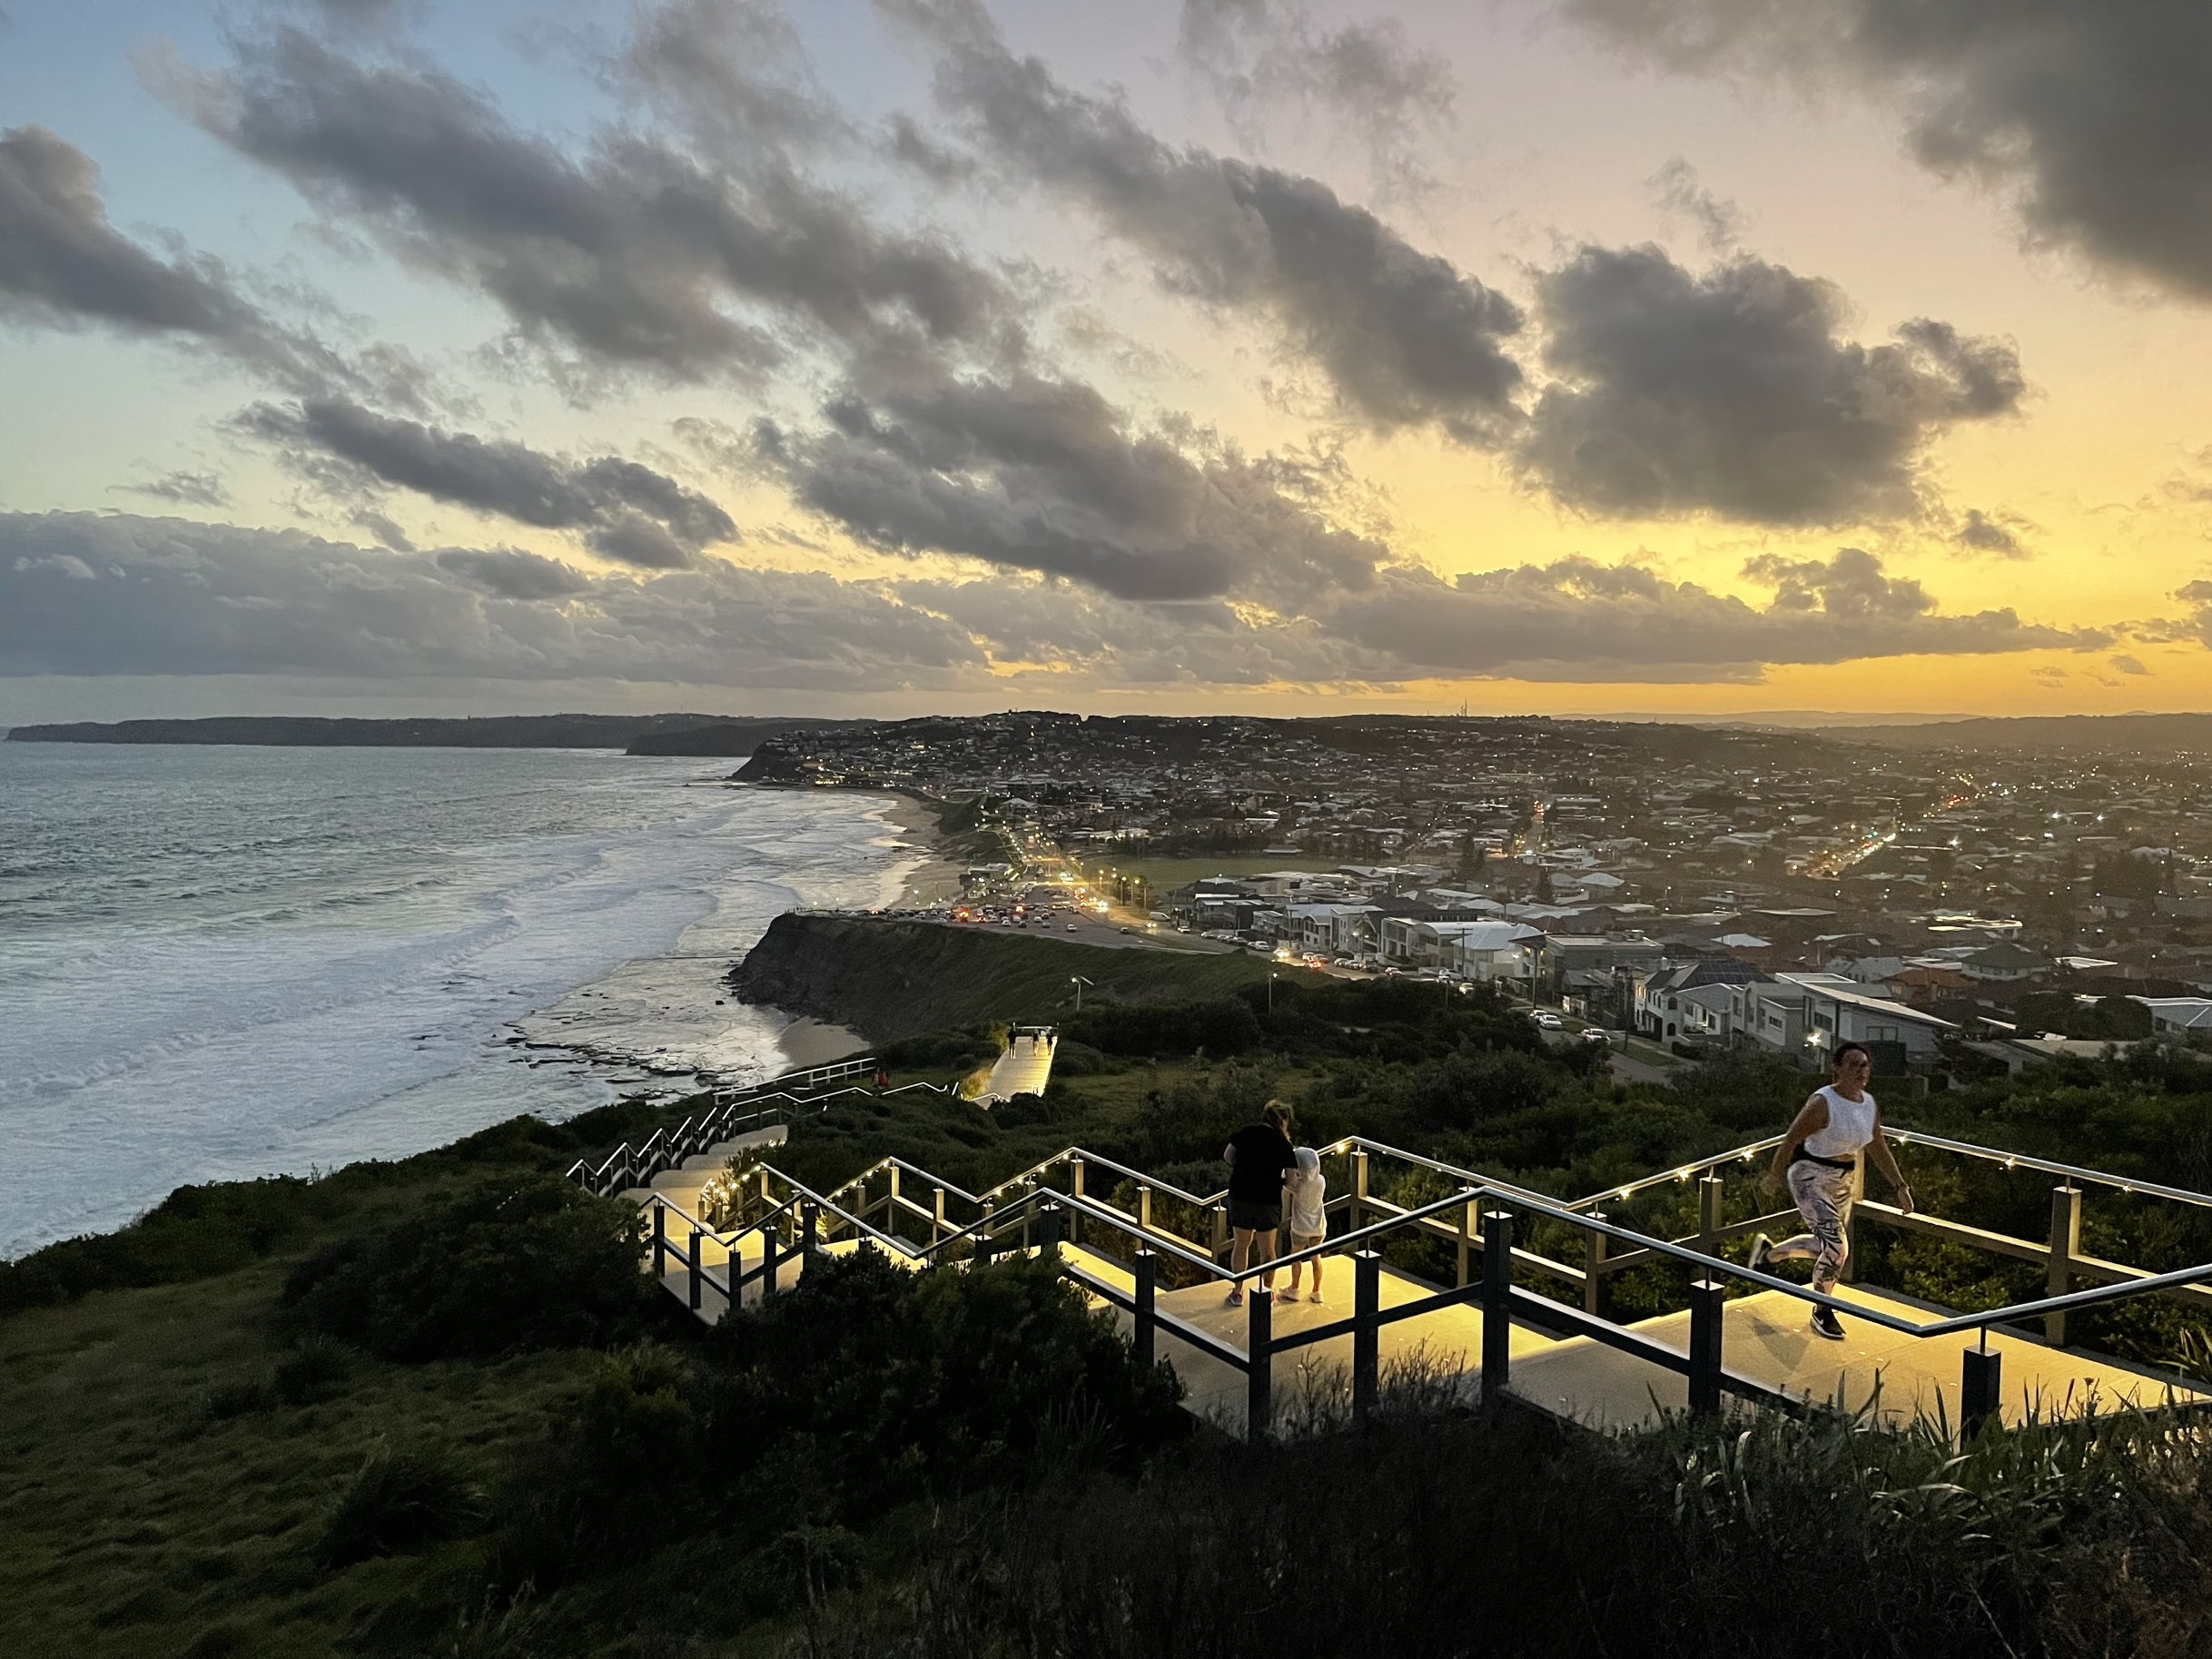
1770, 1160, 1853, 1293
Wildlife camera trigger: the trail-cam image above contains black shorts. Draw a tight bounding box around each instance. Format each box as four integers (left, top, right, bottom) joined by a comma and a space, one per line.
1228, 1199, 1282, 1235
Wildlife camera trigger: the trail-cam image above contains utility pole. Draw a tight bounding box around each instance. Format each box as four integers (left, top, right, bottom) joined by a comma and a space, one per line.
1070, 974, 1093, 1012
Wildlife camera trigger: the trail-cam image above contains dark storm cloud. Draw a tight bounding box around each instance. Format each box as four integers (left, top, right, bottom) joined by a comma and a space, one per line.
759, 363, 1392, 602
237, 396, 736, 569
1324, 547, 2108, 681
1560, 0, 2212, 301
1516, 244, 2025, 523
1178, 0, 1457, 197
881, 0, 1523, 442
173, 30, 1014, 379
0, 512, 980, 690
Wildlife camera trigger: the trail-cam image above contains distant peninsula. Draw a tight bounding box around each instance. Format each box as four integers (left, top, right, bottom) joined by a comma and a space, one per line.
5, 714, 844, 751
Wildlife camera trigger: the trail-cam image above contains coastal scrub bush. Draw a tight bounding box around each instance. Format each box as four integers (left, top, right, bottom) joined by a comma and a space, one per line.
318, 1442, 486, 1567
706, 1249, 1188, 1506
281, 1172, 648, 1360
0, 1176, 323, 1315
1067, 997, 1261, 1058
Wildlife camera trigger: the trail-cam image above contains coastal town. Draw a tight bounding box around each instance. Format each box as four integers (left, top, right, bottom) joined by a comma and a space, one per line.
739, 712, 2212, 1079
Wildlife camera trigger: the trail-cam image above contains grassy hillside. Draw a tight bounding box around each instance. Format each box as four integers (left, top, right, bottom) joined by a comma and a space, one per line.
731, 914, 1314, 1040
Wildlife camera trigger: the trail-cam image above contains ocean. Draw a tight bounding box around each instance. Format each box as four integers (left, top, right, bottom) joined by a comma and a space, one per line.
0, 743, 914, 1257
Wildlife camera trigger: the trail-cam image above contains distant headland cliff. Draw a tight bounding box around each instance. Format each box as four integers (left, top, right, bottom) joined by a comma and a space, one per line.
5, 715, 845, 751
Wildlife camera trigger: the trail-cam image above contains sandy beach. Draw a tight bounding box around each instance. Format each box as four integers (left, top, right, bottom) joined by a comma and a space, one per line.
773, 1014, 871, 1071
866, 790, 970, 907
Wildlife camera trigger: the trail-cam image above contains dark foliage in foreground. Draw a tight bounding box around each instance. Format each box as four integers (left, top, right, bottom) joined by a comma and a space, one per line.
480, 1250, 1187, 1610
796, 1404, 2212, 1659
281, 1172, 650, 1360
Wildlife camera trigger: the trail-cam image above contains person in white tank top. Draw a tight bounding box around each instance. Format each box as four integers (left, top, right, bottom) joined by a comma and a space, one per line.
1746, 1042, 1914, 1340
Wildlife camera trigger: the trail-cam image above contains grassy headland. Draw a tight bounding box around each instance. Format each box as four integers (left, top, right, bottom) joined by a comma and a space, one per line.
729, 913, 1309, 1041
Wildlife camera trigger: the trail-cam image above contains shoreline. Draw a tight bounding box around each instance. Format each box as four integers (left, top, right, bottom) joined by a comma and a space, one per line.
856, 787, 969, 908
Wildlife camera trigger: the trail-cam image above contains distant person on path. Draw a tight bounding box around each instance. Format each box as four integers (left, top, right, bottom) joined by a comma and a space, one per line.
1223, 1101, 1298, 1307
1283, 1145, 1329, 1304
1749, 1042, 1914, 1339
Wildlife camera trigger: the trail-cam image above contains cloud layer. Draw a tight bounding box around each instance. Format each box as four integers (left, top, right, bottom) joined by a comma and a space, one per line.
239, 397, 737, 568
888, 0, 1525, 442
175, 30, 1015, 379
0, 513, 2110, 694
1562, 0, 2212, 301
1518, 245, 2025, 523
761, 362, 1390, 602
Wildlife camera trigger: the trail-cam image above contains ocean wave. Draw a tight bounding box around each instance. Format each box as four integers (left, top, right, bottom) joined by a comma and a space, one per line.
0, 755, 901, 1257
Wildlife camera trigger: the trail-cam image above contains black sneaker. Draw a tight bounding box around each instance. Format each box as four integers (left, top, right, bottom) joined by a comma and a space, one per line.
1746, 1233, 1773, 1275
1811, 1306, 1844, 1341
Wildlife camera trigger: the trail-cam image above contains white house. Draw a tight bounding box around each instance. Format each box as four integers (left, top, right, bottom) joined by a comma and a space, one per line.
1773, 973, 1956, 1067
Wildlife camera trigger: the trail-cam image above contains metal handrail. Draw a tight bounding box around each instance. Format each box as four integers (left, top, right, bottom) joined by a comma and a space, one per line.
1885, 1127, 2212, 1210
1566, 1136, 1787, 1210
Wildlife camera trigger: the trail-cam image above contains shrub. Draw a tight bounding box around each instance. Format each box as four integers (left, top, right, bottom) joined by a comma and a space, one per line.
1068, 997, 1261, 1058
283, 1173, 648, 1360
318, 1443, 485, 1567
272, 1333, 353, 1405
704, 1249, 1187, 1509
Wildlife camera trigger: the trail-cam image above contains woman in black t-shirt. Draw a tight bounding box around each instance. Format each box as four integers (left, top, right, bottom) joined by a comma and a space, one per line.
1222, 1101, 1298, 1307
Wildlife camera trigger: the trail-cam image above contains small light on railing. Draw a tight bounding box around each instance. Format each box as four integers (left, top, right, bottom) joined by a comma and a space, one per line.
2122, 1184, 2135, 1195
2004, 1157, 2018, 1170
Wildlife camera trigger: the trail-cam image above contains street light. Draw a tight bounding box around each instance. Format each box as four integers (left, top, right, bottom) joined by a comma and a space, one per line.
1267, 970, 1279, 1013
1070, 974, 1094, 1012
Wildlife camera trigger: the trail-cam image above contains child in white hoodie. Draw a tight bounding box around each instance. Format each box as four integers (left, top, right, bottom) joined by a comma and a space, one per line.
1283, 1146, 1328, 1303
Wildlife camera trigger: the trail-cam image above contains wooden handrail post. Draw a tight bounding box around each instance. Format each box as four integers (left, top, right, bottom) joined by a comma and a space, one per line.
1070, 1157, 1086, 1249
1582, 1210, 1608, 1318
1481, 1210, 1514, 1398
1137, 1183, 1153, 1236
651, 1202, 667, 1277
687, 1225, 703, 1311
1246, 1289, 1273, 1444
1961, 1336, 2002, 1442
1211, 1201, 1229, 1262
1133, 1250, 1157, 1370
1353, 1249, 1381, 1423
932, 1186, 947, 1247
2046, 1184, 2081, 1347
800, 1200, 819, 1259
1350, 1149, 1370, 1230
1457, 1198, 1473, 1289
1687, 1278, 1723, 1414
887, 1165, 901, 1229
1038, 1201, 1064, 1259
1697, 1175, 1725, 1255
761, 1226, 780, 1301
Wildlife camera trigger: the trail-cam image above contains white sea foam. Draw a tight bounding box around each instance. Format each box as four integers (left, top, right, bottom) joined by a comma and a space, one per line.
0, 746, 907, 1256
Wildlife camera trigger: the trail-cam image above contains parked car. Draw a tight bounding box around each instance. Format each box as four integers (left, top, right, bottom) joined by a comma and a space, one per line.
1579, 1027, 1612, 1045
1534, 1011, 1565, 1030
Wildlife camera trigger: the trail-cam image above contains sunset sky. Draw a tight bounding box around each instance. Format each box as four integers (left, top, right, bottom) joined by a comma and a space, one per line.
4, 0, 2210, 723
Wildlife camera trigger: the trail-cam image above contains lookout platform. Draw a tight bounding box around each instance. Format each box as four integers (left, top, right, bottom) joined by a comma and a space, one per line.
588, 1091, 2212, 1446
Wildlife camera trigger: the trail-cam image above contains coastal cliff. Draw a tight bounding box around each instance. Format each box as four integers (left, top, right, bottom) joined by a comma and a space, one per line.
729, 913, 1281, 1040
